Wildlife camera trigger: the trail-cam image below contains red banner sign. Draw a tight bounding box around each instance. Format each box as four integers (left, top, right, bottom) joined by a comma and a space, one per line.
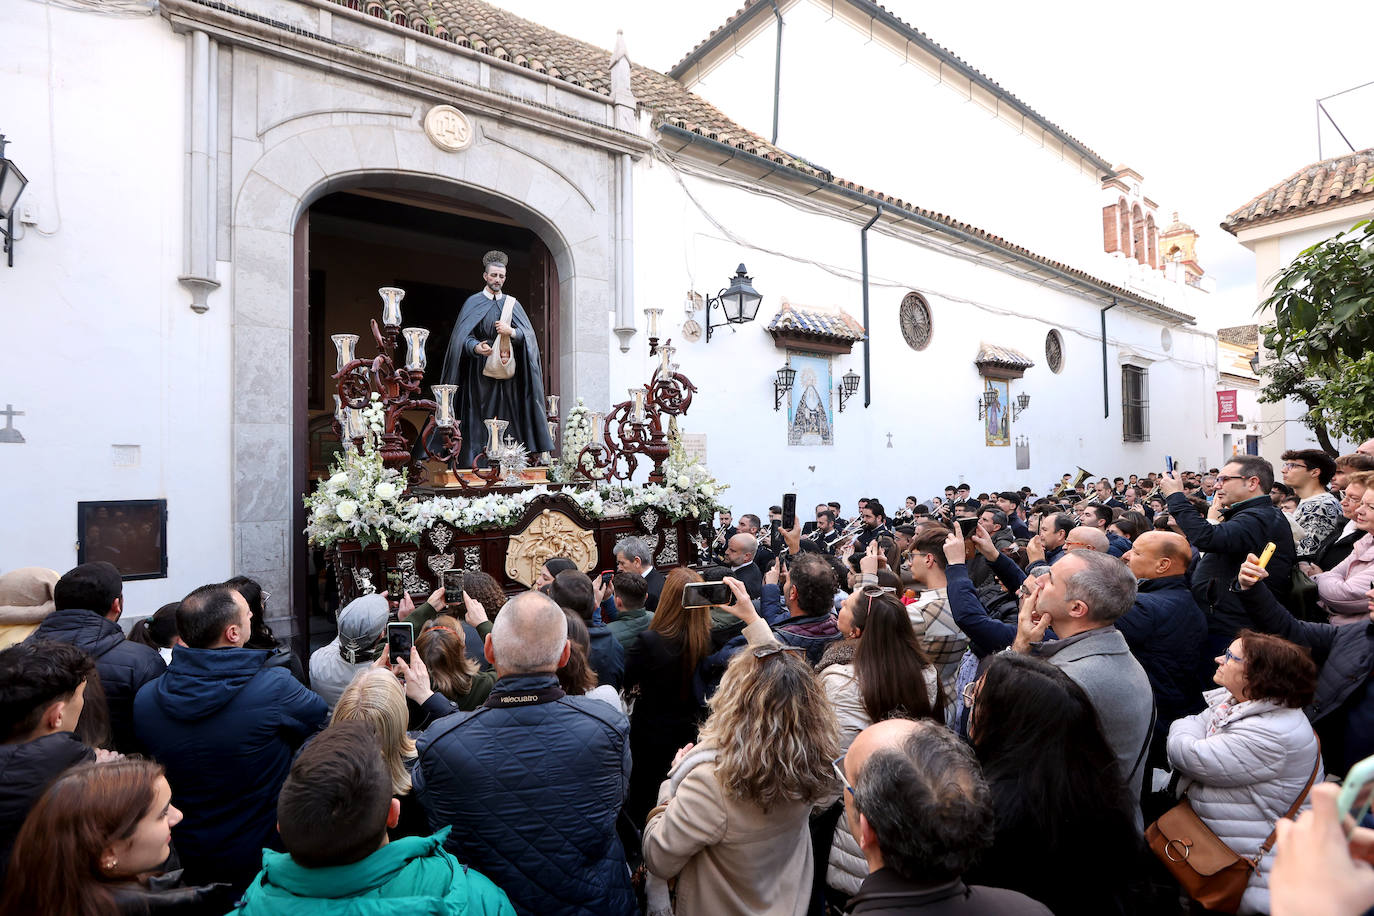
1217, 390, 1239, 423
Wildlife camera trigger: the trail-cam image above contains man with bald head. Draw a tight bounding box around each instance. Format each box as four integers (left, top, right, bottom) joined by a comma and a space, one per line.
1065, 526, 1109, 554
841, 719, 1051, 914
415, 590, 636, 915
1117, 531, 1208, 760
723, 532, 764, 599
1359, 438, 1374, 457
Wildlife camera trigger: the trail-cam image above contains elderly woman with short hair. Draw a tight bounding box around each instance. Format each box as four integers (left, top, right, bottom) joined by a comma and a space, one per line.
1166, 629, 1323, 915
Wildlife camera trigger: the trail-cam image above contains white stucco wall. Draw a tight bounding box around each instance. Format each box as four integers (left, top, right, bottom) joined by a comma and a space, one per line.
0, 5, 233, 614
620, 155, 1217, 514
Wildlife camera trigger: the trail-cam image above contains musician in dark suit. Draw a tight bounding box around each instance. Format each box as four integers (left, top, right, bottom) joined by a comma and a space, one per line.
805, 509, 842, 553
723, 533, 764, 600
801, 502, 829, 536
736, 514, 776, 575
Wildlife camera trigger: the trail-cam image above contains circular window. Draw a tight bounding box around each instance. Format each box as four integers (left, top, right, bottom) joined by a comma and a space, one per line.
1045, 330, 1065, 373
899, 292, 932, 351
1161, 328, 1173, 352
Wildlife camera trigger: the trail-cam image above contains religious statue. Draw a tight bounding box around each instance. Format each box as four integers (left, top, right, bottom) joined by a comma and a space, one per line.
432, 251, 554, 467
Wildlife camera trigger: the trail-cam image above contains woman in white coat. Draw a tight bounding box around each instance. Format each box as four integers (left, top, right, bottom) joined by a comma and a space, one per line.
1167, 628, 1323, 915
819, 587, 942, 901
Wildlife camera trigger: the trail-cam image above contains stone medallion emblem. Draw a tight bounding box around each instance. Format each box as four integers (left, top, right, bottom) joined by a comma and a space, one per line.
423, 105, 474, 152
505, 508, 598, 587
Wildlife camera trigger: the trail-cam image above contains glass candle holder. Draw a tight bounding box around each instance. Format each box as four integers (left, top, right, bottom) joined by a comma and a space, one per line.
345, 407, 367, 440
658, 344, 676, 376
643, 307, 663, 338
332, 394, 345, 423
484, 417, 509, 455
629, 387, 647, 425
378, 287, 406, 328
546, 394, 560, 417
587, 412, 605, 451
402, 327, 429, 371
431, 385, 456, 427
332, 334, 359, 372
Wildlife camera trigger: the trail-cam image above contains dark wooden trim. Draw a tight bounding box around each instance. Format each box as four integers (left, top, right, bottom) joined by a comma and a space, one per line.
767, 329, 857, 354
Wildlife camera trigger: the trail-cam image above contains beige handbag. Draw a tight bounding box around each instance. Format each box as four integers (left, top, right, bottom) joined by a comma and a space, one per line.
481, 296, 517, 380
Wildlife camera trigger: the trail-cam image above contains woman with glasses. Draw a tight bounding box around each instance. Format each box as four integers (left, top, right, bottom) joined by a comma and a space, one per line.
641, 615, 839, 916
1301, 471, 1374, 624
963, 654, 1140, 916
819, 588, 941, 901
1165, 629, 1322, 914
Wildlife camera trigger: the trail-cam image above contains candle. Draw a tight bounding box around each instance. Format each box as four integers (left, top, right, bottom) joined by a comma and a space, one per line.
332, 334, 359, 372
587, 412, 604, 451
643, 307, 663, 338
658, 344, 676, 376
378, 287, 406, 328
402, 328, 429, 371
484, 417, 509, 455
332, 394, 344, 423
630, 387, 647, 424
431, 385, 456, 427
546, 394, 560, 417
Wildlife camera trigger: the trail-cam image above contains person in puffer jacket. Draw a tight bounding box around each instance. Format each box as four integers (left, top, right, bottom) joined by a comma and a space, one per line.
27, 562, 165, 753
134, 583, 328, 894
1167, 628, 1323, 915
413, 590, 635, 916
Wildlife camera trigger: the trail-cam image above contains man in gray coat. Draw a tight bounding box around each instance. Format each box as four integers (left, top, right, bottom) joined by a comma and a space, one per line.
1013, 550, 1153, 827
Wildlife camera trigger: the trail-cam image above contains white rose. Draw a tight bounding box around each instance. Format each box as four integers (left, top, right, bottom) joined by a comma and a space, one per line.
328, 472, 348, 488
689, 506, 699, 517
675, 475, 690, 488
375, 482, 397, 500
336, 500, 358, 520
701, 484, 715, 497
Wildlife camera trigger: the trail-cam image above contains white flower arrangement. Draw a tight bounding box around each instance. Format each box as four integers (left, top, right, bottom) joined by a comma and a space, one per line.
304, 395, 725, 545
550, 398, 594, 483
303, 394, 422, 550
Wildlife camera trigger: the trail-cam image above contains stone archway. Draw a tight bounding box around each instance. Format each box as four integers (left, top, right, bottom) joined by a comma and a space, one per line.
228, 120, 613, 639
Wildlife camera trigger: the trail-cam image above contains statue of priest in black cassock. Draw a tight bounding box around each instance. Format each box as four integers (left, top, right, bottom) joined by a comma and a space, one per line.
432, 250, 553, 467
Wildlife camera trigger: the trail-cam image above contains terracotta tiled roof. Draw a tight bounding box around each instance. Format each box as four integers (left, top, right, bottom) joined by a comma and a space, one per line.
670, 0, 1110, 171
975, 344, 1035, 371
311, 0, 1191, 322
767, 303, 866, 341
1222, 149, 1374, 234
1217, 325, 1259, 348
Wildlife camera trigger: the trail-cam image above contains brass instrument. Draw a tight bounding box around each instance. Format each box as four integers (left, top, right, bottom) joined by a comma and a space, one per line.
1052, 466, 1096, 500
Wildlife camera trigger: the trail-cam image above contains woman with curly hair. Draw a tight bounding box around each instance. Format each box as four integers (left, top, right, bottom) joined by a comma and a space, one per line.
414, 614, 496, 711
642, 589, 840, 916
0, 759, 233, 916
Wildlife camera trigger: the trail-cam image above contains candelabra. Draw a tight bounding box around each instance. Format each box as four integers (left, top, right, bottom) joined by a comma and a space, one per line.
571, 342, 697, 485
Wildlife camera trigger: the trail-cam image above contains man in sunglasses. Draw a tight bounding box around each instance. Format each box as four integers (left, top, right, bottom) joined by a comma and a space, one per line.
1160, 455, 1294, 657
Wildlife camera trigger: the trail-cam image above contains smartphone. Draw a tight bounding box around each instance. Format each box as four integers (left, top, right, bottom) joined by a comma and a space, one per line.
1257, 542, 1277, 569
681, 581, 736, 609
1165, 455, 1175, 474
1338, 754, 1374, 831
385, 567, 405, 601
600, 570, 615, 585
956, 517, 978, 538
443, 568, 463, 606
386, 621, 414, 662
781, 492, 797, 531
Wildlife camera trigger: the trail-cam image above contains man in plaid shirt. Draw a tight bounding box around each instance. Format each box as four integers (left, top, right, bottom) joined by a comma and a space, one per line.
901, 525, 970, 697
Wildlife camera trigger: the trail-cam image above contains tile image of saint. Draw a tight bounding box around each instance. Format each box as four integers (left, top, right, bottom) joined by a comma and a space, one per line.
788, 368, 833, 446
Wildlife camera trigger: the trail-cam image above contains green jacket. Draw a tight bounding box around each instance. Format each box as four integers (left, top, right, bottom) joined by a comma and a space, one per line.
233, 827, 515, 915
606, 608, 653, 649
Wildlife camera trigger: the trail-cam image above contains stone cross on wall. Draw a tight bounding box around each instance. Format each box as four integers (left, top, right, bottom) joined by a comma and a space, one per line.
0, 404, 25, 444
886, 432, 893, 448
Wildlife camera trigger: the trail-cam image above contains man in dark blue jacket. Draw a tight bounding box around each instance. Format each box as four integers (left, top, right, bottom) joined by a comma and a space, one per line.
1161, 456, 1294, 655
414, 590, 635, 916
27, 562, 165, 753
134, 583, 327, 893
1116, 532, 1207, 760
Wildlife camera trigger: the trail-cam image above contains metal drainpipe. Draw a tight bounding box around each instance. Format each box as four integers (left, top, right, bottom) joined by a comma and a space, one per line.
768, 0, 783, 145
1101, 298, 1117, 419
861, 207, 881, 408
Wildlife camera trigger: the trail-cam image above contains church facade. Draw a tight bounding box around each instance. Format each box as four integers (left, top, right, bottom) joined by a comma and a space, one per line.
3, 0, 1218, 636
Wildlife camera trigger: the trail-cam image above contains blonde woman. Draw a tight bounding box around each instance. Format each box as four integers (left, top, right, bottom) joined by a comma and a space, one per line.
331, 668, 428, 839
642, 580, 840, 916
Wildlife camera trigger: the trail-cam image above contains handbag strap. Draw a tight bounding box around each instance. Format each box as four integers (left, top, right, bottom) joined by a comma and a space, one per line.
1257, 735, 1322, 857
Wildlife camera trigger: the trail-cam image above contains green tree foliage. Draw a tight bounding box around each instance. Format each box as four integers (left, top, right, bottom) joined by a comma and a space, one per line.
1258, 219, 1374, 452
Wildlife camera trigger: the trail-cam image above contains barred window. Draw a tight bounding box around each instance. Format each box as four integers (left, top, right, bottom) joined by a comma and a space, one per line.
1123, 365, 1149, 442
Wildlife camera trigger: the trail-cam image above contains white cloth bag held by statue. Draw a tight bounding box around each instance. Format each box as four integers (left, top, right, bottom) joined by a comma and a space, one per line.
482, 295, 517, 380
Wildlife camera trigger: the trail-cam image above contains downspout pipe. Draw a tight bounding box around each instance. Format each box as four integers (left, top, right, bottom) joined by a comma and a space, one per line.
1101, 298, 1117, 419
860, 207, 881, 409
768, 0, 783, 145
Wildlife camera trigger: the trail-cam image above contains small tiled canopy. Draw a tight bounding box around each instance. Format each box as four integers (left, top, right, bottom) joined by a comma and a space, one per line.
767, 304, 866, 354
975, 343, 1035, 380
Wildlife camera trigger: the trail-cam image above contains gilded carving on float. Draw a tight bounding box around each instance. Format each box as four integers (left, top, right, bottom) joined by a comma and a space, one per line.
505, 509, 598, 586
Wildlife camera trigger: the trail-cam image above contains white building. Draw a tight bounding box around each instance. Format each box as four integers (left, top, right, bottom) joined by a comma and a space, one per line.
1221, 147, 1374, 463
0, 0, 1222, 640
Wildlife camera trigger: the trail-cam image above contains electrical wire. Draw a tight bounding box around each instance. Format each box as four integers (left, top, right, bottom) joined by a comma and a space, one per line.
649, 141, 1219, 376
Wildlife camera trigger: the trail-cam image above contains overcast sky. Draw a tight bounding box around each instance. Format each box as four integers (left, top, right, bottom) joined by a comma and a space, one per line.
496, 0, 1373, 328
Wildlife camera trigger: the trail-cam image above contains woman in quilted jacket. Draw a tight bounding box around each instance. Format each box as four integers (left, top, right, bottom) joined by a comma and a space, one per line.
1167, 629, 1323, 914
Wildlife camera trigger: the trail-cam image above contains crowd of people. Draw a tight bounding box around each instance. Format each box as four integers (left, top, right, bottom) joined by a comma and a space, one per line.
4, 439, 1374, 914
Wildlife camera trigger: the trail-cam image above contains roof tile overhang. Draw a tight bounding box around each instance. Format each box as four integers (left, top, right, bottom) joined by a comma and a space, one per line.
767, 302, 865, 353
975, 343, 1035, 379
1222, 149, 1374, 235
